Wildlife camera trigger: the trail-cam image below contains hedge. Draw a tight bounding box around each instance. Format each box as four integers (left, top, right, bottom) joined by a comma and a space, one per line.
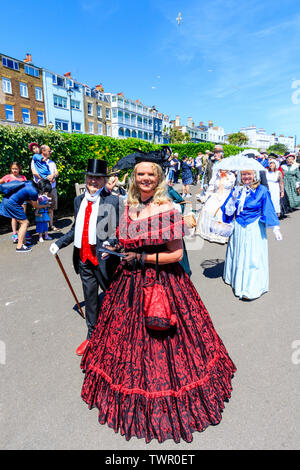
0, 125, 243, 212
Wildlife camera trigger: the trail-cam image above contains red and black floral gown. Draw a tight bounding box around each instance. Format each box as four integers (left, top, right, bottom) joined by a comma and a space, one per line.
81, 208, 236, 443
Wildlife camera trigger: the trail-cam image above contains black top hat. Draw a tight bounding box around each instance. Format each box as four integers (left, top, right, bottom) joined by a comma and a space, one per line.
85, 159, 112, 177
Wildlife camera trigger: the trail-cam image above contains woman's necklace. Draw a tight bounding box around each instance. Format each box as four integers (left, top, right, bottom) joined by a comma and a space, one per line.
136, 195, 154, 218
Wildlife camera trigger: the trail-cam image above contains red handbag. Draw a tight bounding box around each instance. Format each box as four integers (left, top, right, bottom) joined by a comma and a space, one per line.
142, 253, 177, 331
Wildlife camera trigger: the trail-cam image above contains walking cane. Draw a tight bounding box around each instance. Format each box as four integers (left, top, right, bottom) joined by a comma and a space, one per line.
54, 254, 85, 319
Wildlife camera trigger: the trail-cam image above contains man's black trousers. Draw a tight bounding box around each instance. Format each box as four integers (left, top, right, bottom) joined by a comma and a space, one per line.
78, 259, 105, 339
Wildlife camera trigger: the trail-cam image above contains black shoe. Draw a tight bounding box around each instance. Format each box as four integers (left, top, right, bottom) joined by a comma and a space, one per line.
16, 244, 32, 253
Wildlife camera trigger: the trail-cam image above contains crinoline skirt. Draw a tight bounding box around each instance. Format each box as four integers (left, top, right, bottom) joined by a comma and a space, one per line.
80, 262, 236, 443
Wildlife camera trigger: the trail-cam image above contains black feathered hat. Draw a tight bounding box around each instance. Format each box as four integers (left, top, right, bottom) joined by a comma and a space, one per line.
112, 146, 172, 171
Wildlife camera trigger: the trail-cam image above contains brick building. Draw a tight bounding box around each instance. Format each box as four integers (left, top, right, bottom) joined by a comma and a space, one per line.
83, 84, 111, 136
0, 53, 46, 127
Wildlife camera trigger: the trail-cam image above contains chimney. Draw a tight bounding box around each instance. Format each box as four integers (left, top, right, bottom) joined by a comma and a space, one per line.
24, 53, 32, 63
187, 117, 193, 127
64, 72, 71, 77
208, 120, 213, 128
199, 121, 204, 126
95, 84, 104, 92
175, 115, 180, 126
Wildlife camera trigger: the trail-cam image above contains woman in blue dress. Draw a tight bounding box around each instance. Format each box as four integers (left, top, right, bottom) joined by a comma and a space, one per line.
0, 179, 52, 252
221, 169, 282, 300
181, 155, 193, 198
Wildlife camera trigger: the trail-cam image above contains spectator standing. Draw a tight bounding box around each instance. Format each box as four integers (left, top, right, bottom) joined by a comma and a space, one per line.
204, 145, 223, 185
0, 179, 52, 253
172, 153, 180, 183
181, 155, 193, 198
0, 162, 27, 243
35, 192, 52, 243
31, 145, 59, 231
194, 152, 203, 184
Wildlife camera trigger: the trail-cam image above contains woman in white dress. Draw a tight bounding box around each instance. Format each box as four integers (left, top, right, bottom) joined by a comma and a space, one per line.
196, 170, 236, 244
266, 159, 284, 217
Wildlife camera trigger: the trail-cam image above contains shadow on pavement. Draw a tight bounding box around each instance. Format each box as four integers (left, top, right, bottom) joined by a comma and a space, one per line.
201, 258, 225, 278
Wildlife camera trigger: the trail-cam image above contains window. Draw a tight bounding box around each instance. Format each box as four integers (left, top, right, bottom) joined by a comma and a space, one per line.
87, 103, 93, 115
24, 65, 39, 77
105, 108, 110, 119
85, 87, 91, 96
37, 111, 45, 126
2, 57, 19, 70
97, 105, 102, 118
2, 77, 11, 94
72, 122, 81, 133
98, 123, 103, 135
54, 95, 68, 108
55, 119, 69, 131
56, 76, 65, 87
71, 99, 80, 110
52, 75, 64, 87
88, 121, 94, 133
106, 125, 111, 136
22, 108, 30, 124
5, 104, 14, 121
118, 128, 124, 136
112, 109, 117, 119
35, 87, 43, 101
19, 82, 28, 98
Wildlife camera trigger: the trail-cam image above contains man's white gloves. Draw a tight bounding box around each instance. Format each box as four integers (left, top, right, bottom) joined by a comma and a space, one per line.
273, 226, 282, 241
49, 243, 59, 255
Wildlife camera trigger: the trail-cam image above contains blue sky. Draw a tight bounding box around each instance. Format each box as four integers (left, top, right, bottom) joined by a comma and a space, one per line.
1, 0, 300, 142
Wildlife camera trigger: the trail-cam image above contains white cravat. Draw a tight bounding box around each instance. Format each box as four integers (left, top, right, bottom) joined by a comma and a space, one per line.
74, 188, 102, 248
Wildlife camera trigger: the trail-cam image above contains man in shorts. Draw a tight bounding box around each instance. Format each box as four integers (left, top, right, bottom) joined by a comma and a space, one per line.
31, 144, 59, 231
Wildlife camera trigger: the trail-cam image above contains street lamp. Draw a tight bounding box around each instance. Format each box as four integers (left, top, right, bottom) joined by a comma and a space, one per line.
67, 87, 73, 133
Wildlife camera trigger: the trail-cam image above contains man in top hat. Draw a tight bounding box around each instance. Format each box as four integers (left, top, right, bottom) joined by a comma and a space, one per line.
49, 159, 120, 355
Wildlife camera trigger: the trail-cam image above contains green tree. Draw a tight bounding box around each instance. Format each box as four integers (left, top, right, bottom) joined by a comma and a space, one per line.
267, 143, 288, 155
169, 128, 191, 144
227, 132, 248, 146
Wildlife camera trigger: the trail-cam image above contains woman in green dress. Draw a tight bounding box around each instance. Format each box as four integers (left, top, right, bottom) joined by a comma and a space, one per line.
281, 155, 300, 209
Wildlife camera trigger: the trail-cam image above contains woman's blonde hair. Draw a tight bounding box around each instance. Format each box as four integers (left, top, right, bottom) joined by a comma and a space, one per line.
127, 162, 171, 207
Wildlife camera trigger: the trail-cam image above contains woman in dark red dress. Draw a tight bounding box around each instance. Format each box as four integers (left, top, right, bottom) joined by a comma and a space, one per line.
80, 160, 236, 443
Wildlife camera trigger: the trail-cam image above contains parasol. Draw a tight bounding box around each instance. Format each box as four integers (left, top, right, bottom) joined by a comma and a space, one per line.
214, 154, 267, 173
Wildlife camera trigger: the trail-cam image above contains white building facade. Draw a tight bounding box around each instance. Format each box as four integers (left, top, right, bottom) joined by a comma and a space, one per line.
240, 125, 295, 151
107, 93, 154, 142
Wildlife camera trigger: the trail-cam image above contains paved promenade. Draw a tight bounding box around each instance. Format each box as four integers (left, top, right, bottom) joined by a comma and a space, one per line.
1, 186, 299, 450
